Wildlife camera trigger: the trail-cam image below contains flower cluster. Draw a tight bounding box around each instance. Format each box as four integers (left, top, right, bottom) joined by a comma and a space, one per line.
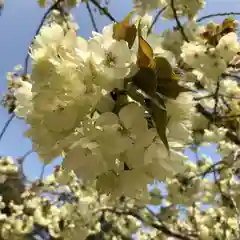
1, 151, 240, 239
6, 2, 201, 197
3, 0, 240, 216
0, 157, 148, 239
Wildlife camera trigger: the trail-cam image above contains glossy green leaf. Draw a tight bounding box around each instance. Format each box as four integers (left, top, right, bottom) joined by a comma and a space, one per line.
157, 78, 192, 99
146, 95, 169, 153
154, 57, 176, 80
132, 67, 157, 96
154, 57, 193, 99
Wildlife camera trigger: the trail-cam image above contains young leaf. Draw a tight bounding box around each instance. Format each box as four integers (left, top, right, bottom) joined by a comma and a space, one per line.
154, 57, 193, 99
137, 36, 154, 68
157, 78, 193, 99
154, 57, 176, 80
113, 11, 137, 48
124, 25, 137, 49
146, 95, 169, 153
37, 0, 46, 7
132, 67, 157, 96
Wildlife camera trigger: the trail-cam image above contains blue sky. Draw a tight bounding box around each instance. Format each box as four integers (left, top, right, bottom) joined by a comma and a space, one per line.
0, 0, 239, 180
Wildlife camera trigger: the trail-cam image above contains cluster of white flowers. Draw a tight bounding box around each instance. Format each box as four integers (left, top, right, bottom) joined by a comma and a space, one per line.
0, 157, 150, 239
181, 31, 239, 80
63, 101, 188, 198
0, 0, 240, 232
7, 2, 202, 198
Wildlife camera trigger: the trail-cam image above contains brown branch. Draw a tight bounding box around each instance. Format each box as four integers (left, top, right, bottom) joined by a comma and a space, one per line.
196, 104, 240, 145
170, 0, 189, 42
200, 161, 225, 179
213, 78, 221, 123
17, 149, 33, 183
90, 0, 117, 23
86, 1, 99, 32
222, 73, 240, 82
23, 0, 63, 76
197, 12, 240, 22
101, 207, 195, 240
0, 113, 15, 143
193, 94, 214, 101
147, 6, 167, 35
39, 164, 47, 181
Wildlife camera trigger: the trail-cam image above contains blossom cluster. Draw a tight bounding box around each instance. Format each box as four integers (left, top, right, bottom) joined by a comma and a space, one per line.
0, 150, 240, 239
3, 0, 240, 205
0, 156, 149, 239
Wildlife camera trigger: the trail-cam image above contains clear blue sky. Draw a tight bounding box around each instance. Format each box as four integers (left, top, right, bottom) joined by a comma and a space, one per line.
0, 0, 239, 180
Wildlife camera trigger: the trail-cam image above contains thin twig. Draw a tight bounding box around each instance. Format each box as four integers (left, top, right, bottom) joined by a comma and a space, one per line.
86, 1, 99, 32
23, 0, 63, 76
190, 203, 199, 235
194, 92, 240, 101
194, 94, 214, 101
170, 0, 189, 42
196, 104, 240, 145
218, 114, 240, 119
0, 113, 15, 143
219, 93, 240, 100
197, 12, 240, 22
147, 6, 167, 35
40, 164, 46, 181
222, 73, 240, 82
213, 78, 221, 123
17, 150, 34, 183
17, 150, 33, 165
201, 161, 225, 179
100, 207, 194, 240
90, 0, 117, 23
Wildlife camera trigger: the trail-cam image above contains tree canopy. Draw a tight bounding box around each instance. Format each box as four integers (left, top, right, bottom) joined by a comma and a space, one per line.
0, 0, 240, 239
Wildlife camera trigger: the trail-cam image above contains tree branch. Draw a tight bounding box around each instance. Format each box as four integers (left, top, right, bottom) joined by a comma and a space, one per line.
197, 12, 240, 22
0, 113, 15, 143
100, 207, 195, 240
196, 104, 240, 145
147, 6, 167, 35
86, 1, 99, 32
23, 0, 63, 76
90, 0, 117, 23
213, 78, 221, 123
170, 0, 189, 42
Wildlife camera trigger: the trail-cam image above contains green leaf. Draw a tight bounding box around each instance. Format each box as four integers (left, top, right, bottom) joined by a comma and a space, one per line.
124, 25, 137, 49
154, 57, 193, 99
157, 78, 192, 99
37, 0, 47, 7
155, 57, 174, 80
126, 84, 147, 107
132, 67, 157, 96
113, 12, 137, 49
146, 95, 169, 153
